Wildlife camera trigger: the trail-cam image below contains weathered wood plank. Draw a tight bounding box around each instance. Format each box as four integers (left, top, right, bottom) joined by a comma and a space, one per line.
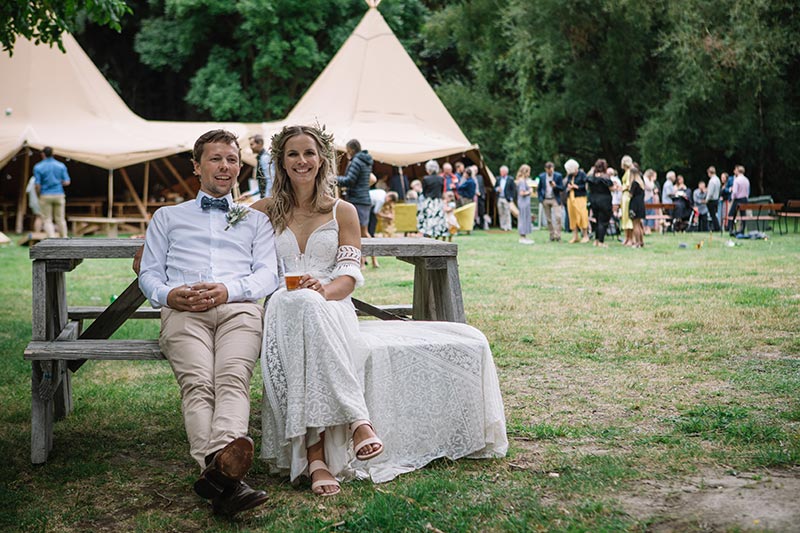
30, 238, 145, 259
53, 322, 79, 421
30, 237, 456, 260
45, 259, 83, 273
31, 362, 53, 464
69, 306, 161, 320
352, 299, 410, 321
409, 256, 466, 323
26, 339, 164, 361
445, 257, 466, 323
67, 304, 412, 320
69, 279, 148, 372
32, 261, 47, 340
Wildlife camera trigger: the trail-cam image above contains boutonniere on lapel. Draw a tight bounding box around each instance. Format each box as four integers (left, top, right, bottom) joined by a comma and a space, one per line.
225, 204, 249, 231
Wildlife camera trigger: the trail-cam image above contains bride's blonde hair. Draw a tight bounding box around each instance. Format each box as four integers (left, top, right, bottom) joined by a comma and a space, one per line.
266, 124, 338, 233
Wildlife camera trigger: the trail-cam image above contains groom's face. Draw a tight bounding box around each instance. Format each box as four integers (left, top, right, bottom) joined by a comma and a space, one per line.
194, 141, 241, 198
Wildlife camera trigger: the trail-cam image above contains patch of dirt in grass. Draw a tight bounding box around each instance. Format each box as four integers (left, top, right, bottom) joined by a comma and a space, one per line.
618, 467, 800, 532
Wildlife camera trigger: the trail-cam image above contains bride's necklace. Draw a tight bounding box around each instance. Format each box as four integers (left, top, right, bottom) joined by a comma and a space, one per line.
290, 208, 320, 234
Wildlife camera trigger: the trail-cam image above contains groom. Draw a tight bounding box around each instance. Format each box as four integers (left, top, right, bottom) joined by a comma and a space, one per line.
138, 130, 278, 516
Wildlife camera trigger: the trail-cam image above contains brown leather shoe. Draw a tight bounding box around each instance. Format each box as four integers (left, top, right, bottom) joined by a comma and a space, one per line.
194, 436, 255, 499
212, 481, 269, 517
205, 436, 254, 481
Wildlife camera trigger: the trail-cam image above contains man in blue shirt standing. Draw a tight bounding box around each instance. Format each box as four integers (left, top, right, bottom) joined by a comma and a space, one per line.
34, 146, 71, 237
249, 134, 275, 198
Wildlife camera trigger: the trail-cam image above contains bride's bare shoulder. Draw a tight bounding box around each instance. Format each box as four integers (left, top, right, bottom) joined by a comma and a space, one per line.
250, 198, 273, 214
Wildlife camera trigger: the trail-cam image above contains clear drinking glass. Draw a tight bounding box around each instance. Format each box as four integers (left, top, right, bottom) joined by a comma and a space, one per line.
281, 254, 305, 291
180, 269, 210, 290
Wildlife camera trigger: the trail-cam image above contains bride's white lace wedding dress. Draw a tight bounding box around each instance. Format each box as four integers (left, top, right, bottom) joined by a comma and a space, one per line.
260, 201, 507, 484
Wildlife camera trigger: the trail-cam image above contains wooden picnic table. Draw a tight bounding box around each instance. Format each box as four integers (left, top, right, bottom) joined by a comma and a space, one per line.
66, 198, 105, 217
113, 201, 174, 217
23, 237, 465, 463
68, 216, 148, 237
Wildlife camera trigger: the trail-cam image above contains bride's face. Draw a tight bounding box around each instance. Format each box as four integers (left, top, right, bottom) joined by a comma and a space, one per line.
283, 134, 321, 188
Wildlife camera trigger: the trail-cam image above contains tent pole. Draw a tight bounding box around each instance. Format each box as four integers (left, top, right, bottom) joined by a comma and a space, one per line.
143, 161, 150, 213
119, 167, 148, 220
161, 157, 194, 198
15, 148, 31, 234
107, 169, 114, 218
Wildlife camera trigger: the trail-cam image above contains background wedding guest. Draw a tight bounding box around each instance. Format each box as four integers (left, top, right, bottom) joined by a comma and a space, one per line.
470, 165, 489, 230
495, 165, 515, 231
587, 159, 613, 247
564, 159, 590, 244
456, 167, 477, 207
619, 156, 634, 246
515, 164, 534, 244
443, 190, 459, 241
377, 191, 398, 237
441, 162, 459, 200
629, 166, 646, 248
337, 139, 373, 248
643, 168, 658, 234
25, 176, 44, 233
727, 165, 750, 235
417, 160, 448, 239
706, 166, 721, 231
249, 134, 275, 198
693, 180, 710, 231
34, 146, 71, 238
537, 161, 564, 242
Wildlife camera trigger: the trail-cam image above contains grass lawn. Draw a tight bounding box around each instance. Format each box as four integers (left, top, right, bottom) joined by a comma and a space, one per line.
1, 229, 798, 532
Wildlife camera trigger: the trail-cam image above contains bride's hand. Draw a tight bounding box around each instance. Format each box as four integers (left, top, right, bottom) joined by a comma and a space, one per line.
299, 274, 326, 297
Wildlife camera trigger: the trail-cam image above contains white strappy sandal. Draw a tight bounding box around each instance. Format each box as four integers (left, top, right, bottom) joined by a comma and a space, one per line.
350, 420, 384, 461
308, 460, 341, 496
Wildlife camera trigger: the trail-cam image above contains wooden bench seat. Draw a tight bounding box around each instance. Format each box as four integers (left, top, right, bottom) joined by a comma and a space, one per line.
645, 203, 674, 232
779, 200, 800, 233
66, 303, 413, 322
25, 339, 164, 361
736, 203, 784, 234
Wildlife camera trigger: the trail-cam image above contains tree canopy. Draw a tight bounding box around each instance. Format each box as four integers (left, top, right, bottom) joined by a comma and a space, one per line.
1, 0, 130, 54
5, 0, 799, 197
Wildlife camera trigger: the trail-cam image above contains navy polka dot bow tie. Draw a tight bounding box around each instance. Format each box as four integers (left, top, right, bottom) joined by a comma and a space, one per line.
201, 196, 229, 212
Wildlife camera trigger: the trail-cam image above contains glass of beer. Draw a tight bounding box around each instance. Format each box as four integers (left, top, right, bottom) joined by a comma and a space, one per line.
282, 254, 305, 291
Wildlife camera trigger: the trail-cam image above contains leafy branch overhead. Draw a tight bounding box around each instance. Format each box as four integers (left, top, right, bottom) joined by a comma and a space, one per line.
1, 0, 131, 55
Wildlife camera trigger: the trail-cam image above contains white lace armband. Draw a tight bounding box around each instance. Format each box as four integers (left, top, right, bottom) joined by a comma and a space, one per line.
331, 245, 364, 287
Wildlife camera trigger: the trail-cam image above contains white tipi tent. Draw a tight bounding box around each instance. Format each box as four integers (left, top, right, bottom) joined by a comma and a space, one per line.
285, 2, 481, 168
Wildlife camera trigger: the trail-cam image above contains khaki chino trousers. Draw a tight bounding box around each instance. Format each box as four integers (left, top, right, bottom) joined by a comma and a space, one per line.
160, 302, 264, 468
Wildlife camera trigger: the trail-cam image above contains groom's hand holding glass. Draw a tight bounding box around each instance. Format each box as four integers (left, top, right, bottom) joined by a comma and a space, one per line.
166, 269, 228, 312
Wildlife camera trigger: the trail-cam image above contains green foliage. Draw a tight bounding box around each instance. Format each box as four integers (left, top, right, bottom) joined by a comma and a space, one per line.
417, 0, 800, 197
1, 0, 131, 54
133, 0, 428, 121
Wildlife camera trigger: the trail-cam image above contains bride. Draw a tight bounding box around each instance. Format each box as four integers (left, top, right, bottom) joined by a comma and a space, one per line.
253, 124, 507, 495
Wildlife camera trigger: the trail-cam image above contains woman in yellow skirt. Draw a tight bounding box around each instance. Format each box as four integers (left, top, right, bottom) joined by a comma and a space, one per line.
563, 159, 590, 243
619, 155, 634, 246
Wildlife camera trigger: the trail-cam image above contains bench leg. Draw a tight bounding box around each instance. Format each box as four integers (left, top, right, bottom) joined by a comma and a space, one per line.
31, 361, 55, 464
411, 257, 466, 323
54, 361, 73, 420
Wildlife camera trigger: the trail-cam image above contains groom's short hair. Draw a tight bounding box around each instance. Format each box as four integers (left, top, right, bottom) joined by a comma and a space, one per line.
193, 130, 241, 162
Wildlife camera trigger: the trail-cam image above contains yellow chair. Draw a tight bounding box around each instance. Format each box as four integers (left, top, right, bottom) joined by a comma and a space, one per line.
454, 202, 476, 234
394, 202, 419, 235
